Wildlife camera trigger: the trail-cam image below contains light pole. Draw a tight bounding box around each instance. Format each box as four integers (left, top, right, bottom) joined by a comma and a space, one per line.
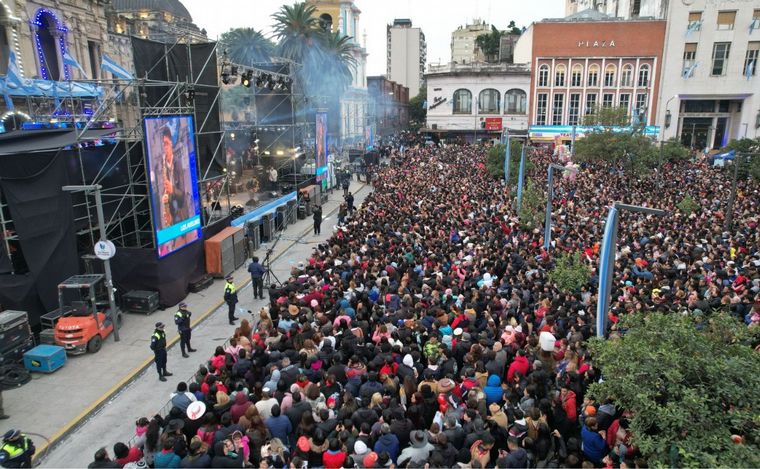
516, 144, 526, 211
62, 184, 120, 342
544, 163, 578, 252
503, 128, 511, 184
596, 202, 666, 338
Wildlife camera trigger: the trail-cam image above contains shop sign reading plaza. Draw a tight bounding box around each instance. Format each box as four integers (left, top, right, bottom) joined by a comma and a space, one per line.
578, 40, 616, 48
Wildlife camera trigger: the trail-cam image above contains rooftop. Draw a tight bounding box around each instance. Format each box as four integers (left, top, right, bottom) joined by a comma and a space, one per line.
112, 0, 193, 21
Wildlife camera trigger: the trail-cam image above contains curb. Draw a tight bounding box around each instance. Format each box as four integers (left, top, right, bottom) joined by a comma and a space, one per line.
33, 182, 368, 464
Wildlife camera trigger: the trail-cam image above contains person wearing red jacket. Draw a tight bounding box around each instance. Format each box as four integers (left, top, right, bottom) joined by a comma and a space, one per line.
561, 385, 578, 423
507, 349, 530, 382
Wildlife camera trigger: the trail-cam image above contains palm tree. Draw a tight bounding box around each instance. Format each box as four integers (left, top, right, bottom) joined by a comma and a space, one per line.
271, 2, 320, 65
219, 27, 274, 65
314, 31, 357, 97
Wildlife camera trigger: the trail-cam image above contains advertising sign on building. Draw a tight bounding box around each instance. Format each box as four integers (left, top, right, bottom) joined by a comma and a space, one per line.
485, 118, 503, 131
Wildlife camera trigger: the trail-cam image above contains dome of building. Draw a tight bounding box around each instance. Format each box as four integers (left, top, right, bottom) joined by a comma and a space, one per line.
112, 0, 193, 21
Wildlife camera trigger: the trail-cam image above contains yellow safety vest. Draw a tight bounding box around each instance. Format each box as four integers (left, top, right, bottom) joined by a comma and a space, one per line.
225, 281, 236, 294
153, 331, 164, 341
1, 440, 26, 458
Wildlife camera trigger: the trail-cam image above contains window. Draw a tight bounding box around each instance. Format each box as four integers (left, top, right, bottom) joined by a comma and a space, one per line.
604, 64, 616, 87
479, 89, 500, 114
744, 42, 759, 78
620, 65, 633, 87
571, 64, 583, 87
683, 43, 697, 69
635, 93, 647, 122
87, 41, 100, 79
631, 0, 641, 17
538, 64, 549, 87
688, 12, 703, 30
505, 89, 527, 114
555, 64, 566, 87
585, 93, 597, 115
568, 93, 581, 126
711, 42, 731, 76
603, 93, 615, 107
536, 93, 548, 125
587, 64, 599, 86
452, 89, 472, 114
716, 11, 736, 31
637, 64, 650, 87
552, 93, 564, 125
619, 93, 631, 115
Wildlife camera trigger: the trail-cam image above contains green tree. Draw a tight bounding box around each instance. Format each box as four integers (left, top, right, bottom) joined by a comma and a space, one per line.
272, 2, 321, 65
722, 138, 760, 180
518, 180, 544, 230
676, 193, 699, 216
587, 312, 760, 468
475, 26, 503, 63
219, 27, 274, 65
311, 31, 356, 97
507, 20, 522, 35
486, 141, 528, 184
408, 88, 427, 130
549, 252, 591, 292
661, 137, 690, 163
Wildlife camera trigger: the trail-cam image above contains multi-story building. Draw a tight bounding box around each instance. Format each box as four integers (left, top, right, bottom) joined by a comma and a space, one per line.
306, 0, 369, 147
565, 0, 667, 19
451, 20, 490, 65
367, 76, 409, 136
424, 62, 531, 142
108, 0, 207, 43
515, 12, 665, 143
656, 1, 760, 148
0, 0, 110, 83
499, 34, 521, 64
387, 19, 426, 98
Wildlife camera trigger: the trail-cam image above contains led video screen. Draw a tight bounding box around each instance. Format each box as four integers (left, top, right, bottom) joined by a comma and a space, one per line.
144, 116, 202, 258
315, 112, 328, 183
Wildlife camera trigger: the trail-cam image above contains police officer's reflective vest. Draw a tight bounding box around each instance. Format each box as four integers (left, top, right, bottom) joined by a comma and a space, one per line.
225, 281, 236, 294
151, 331, 166, 351
175, 310, 190, 329
0, 439, 27, 461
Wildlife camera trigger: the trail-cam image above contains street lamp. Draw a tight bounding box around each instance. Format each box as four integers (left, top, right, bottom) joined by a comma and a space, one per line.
596, 202, 666, 338
61, 185, 120, 342
516, 144, 526, 211
544, 163, 578, 252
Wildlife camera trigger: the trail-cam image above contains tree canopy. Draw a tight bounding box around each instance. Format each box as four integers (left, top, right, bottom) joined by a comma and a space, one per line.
588, 312, 760, 468
219, 28, 274, 65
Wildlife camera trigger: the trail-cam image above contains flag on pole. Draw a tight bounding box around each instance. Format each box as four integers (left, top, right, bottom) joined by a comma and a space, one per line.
682, 61, 698, 79
685, 20, 702, 37
100, 54, 134, 80
745, 59, 756, 81
62, 51, 89, 79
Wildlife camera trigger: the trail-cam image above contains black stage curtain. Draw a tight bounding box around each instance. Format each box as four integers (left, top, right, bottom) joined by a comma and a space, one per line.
131, 37, 223, 178
0, 151, 78, 325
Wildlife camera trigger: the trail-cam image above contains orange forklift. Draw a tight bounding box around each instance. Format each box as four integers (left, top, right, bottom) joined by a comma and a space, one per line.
52, 274, 121, 354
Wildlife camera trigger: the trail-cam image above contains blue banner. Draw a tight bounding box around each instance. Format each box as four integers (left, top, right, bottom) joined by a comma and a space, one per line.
231, 191, 297, 227
156, 215, 201, 244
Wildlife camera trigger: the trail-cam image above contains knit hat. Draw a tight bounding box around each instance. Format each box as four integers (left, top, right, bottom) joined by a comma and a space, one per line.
354, 440, 369, 455
297, 436, 310, 452
363, 452, 379, 468
403, 354, 414, 367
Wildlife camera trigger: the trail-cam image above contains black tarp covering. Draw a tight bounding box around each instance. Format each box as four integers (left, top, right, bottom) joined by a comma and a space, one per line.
0, 151, 78, 325
131, 37, 223, 178
110, 214, 231, 308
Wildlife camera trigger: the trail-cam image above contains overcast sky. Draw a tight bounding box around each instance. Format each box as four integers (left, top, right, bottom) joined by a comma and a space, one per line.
181, 0, 564, 75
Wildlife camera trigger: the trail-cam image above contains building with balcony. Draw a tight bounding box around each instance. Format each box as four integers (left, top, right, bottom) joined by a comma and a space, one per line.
451, 20, 490, 65
515, 12, 665, 143
387, 18, 426, 98
307, 0, 369, 147
367, 76, 409, 137
424, 62, 531, 142
656, 1, 760, 148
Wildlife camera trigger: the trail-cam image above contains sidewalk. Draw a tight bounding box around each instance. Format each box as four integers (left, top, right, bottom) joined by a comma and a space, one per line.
8, 180, 368, 467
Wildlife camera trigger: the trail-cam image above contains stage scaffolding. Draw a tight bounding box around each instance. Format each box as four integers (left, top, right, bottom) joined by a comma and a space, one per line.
0, 34, 228, 273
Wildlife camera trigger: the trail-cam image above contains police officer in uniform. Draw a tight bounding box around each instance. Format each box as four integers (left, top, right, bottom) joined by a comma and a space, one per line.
0, 429, 35, 468
224, 275, 238, 325
150, 322, 173, 382
174, 302, 196, 358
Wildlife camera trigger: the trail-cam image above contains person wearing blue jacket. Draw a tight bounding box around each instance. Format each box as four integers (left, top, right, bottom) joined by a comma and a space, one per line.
581, 416, 608, 465
483, 375, 504, 405
374, 423, 400, 463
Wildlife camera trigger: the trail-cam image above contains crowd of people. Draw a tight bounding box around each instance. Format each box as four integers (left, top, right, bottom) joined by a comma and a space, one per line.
87, 141, 759, 468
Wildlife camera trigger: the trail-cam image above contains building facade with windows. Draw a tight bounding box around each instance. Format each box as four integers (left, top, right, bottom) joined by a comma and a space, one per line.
451, 20, 490, 65
515, 14, 665, 142
424, 62, 530, 141
565, 0, 667, 19
367, 76, 409, 136
387, 19, 426, 98
656, 0, 760, 148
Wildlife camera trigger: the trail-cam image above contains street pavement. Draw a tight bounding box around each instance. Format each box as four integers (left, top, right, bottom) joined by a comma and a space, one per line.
10, 180, 369, 467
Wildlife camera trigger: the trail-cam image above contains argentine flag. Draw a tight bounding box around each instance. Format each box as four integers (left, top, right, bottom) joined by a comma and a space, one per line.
63, 51, 89, 79
100, 54, 134, 81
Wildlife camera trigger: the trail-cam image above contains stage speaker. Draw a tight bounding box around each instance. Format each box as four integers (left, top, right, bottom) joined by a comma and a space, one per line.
232, 227, 247, 269
246, 220, 261, 251
261, 214, 275, 242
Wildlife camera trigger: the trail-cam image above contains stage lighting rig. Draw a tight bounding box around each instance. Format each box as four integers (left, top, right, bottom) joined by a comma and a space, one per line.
241, 70, 253, 88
